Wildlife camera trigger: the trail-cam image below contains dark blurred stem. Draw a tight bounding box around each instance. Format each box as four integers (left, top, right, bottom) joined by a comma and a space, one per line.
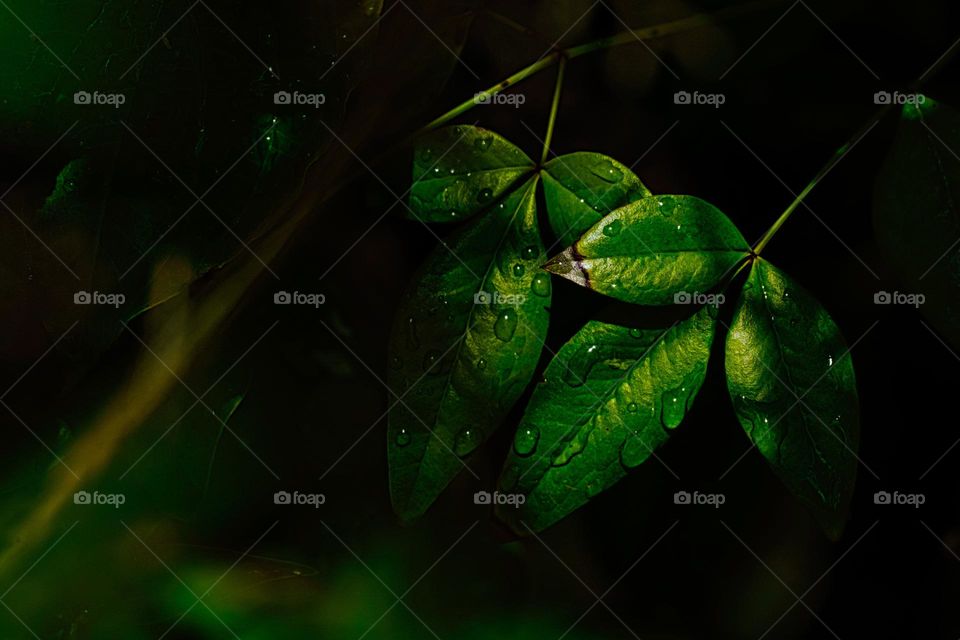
541, 56, 567, 165
416, 0, 784, 136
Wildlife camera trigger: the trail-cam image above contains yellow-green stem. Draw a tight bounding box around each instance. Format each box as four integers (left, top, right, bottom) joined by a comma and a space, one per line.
541, 56, 567, 165
417, 0, 785, 136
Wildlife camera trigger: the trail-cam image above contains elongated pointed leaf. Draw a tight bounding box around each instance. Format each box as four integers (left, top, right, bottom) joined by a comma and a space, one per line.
544, 195, 749, 305
874, 96, 960, 347
725, 259, 859, 539
496, 307, 716, 533
410, 126, 535, 222
541, 152, 651, 248
389, 177, 551, 520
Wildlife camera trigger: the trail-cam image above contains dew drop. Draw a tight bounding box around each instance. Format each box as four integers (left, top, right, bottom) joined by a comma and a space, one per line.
521, 245, 538, 260
422, 349, 442, 373
591, 161, 624, 184
627, 402, 638, 412
477, 358, 487, 370
512, 263, 525, 278
395, 429, 411, 447
602, 219, 623, 237
406, 317, 420, 349
513, 427, 540, 457
628, 328, 643, 339
454, 428, 482, 456
493, 308, 518, 341
660, 392, 685, 429
531, 273, 551, 297
390, 356, 402, 370
477, 187, 494, 203
474, 136, 492, 152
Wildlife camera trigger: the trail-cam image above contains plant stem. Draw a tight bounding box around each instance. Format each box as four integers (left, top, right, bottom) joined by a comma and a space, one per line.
419, 53, 561, 133
541, 56, 567, 165
417, 0, 784, 136
752, 112, 885, 255
753, 30, 960, 256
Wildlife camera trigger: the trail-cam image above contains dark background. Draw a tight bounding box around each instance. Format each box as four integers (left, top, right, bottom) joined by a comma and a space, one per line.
1, 0, 958, 638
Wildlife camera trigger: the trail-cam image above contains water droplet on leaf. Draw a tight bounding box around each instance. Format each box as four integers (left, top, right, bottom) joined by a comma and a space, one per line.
454, 428, 482, 456
477, 187, 494, 203
531, 273, 551, 297
603, 219, 623, 237
494, 308, 518, 341
513, 427, 539, 456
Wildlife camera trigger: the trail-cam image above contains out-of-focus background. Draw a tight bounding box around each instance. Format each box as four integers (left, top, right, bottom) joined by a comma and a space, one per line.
1, 0, 958, 637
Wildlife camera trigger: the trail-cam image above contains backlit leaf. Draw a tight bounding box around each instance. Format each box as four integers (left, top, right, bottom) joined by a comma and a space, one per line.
497, 306, 716, 533
725, 259, 859, 539
544, 194, 749, 305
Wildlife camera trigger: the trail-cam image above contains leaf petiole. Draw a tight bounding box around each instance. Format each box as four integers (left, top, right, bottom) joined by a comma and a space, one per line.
541, 56, 567, 165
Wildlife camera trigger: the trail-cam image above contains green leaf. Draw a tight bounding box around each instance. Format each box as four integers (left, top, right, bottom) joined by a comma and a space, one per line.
410, 126, 535, 223
496, 307, 716, 533
389, 176, 551, 520
725, 259, 859, 539
544, 195, 750, 305
541, 152, 651, 248
874, 96, 960, 347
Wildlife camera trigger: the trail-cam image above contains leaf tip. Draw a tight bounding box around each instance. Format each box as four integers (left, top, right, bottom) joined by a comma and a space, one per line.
542, 248, 588, 288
